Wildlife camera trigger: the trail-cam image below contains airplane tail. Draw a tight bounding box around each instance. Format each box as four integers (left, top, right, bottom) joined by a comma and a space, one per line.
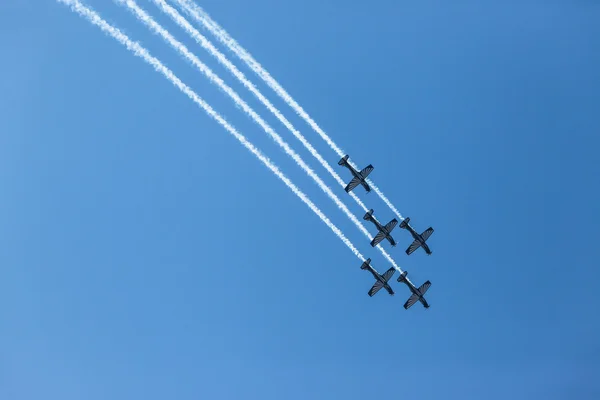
397, 270, 408, 282
399, 217, 411, 229
363, 209, 374, 221
338, 154, 349, 166
360, 258, 372, 270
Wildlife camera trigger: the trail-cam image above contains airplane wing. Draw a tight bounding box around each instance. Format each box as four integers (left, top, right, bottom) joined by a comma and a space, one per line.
382, 267, 396, 282
384, 219, 398, 232
359, 165, 374, 179
370, 231, 387, 247
404, 293, 420, 309
418, 281, 431, 295
421, 227, 434, 241
345, 176, 361, 193
368, 281, 384, 297
405, 239, 422, 255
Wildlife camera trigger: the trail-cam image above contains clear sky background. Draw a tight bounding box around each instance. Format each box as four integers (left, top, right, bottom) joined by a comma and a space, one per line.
2, 0, 599, 399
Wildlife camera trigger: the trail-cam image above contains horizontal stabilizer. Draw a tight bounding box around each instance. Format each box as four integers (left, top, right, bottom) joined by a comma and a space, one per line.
363, 209, 374, 221
397, 271, 408, 282
360, 258, 372, 270
400, 217, 411, 229
338, 154, 349, 166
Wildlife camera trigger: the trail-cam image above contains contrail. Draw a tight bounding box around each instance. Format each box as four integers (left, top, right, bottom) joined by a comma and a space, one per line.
117, 0, 402, 270
56, 0, 367, 263
151, 0, 370, 216
173, 0, 405, 221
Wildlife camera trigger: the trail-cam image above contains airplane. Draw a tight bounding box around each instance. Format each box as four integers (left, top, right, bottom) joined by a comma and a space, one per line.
360, 258, 395, 297
397, 270, 431, 309
338, 154, 374, 193
363, 209, 398, 247
400, 217, 434, 255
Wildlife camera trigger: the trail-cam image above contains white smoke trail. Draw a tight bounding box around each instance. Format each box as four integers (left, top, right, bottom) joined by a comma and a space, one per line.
151, 0, 370, 215
56, 0, 367, 263
117, 0, 401, 270
173, 0, 405, 221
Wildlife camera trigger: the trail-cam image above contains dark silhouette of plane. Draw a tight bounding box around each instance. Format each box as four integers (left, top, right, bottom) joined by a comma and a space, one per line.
363, 209, 397, 247
360, 258, 395, 297
400, 217, 434, 255
397, 271, 431, 309
338, 155, 373, 193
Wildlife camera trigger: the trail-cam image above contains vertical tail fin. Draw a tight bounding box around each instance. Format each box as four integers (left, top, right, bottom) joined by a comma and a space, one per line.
363, 209, 374, 221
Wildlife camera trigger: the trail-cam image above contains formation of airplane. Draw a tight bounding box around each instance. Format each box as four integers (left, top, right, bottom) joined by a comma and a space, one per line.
359, 260, 431, 309
338, 154, 437, 311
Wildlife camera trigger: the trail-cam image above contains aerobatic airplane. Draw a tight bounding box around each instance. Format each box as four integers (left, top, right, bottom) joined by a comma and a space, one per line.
400, 217, 434, 255
363, 209, 398, 247
360, 258, 395, 297
338, 155, 373, 193
397, 271, 431, 309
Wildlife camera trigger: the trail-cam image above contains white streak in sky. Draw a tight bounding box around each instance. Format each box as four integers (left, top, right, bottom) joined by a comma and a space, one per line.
118, 0, 401, 270
56, 0, 366, 262
174, 0, 405, 221
152, 0, 370, 216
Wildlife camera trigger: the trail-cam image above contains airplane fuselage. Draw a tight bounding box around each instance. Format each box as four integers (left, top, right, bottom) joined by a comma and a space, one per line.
365, 266, 383, 282
367, 217, 394, 242
345, 164, 369, 190
339, 156, 373, 193
365, 266, 393, 293
371, 219, 384, 232
405, 224, 419, 239
405, 224, 431, 254
401, 280, 429, 307
347, 164, 361, 179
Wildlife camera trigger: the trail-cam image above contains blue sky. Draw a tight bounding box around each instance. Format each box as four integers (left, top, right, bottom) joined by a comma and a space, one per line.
2, 0, 600, 398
